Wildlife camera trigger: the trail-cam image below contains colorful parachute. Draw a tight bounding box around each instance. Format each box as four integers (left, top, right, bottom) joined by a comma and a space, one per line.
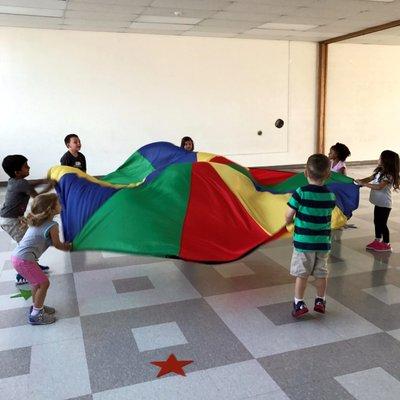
49, 142, 359, 263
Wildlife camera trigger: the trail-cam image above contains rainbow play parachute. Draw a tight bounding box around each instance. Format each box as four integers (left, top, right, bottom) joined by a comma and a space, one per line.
49, 142, 359, 263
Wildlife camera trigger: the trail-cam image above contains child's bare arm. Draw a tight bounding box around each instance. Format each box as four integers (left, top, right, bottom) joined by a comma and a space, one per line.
49, 225, 72, 251
355, 175, 375, 185
285, 207, 296, 225
361, 180, 390, 190
29, 179, 55, 197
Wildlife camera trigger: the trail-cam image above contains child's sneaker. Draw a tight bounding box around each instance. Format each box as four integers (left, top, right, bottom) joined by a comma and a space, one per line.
314, 298, 326, 314
15, 274, 28, 285
375, 242, 392, 252
28, 309, 56, 325
292, 301, 309, 318
29, 305, 55, 315
366, 240, 381, 251
39, 264, 50, 272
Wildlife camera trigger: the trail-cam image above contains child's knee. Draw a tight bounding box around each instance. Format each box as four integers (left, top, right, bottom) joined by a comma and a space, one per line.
39, 279, 50, 290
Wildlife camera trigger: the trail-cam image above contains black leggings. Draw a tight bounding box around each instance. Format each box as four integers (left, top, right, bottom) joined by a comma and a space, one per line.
374, 206, 391, 243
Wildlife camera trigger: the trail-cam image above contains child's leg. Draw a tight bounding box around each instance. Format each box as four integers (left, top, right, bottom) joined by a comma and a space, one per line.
31, 281, 50, 309
11, 257, 50, 307
0, 217, 27, 243
373, 206, 382, 240
294, 277, 308, 299
290, 250, 312, 317
11, 257, 55, 324
314, 253, 329, 313
1, 219, 29, 284
314, 277, 327, 298
379, 207, 391, 243
290, 250, 312, 300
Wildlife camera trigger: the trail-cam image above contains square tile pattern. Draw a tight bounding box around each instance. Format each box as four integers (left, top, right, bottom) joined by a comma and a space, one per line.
2, 165, 400, 399
132, 321, 188, 352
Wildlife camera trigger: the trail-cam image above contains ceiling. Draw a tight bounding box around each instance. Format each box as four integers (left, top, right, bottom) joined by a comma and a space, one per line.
0, 0, 400, 43
343, 24, 400, 44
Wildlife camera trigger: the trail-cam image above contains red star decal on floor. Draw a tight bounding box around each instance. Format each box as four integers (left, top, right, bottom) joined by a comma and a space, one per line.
151, 354, 194, 377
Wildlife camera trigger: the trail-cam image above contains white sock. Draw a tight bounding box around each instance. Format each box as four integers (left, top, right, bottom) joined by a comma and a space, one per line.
316, 296, 326, 300
294, 297, 304, 304
375, 238, 382, 242
31, 307, 43, 317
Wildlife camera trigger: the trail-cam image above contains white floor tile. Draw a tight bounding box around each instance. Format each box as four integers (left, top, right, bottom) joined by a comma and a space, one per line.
335, 367, 400, 400
132, 321, 188, 352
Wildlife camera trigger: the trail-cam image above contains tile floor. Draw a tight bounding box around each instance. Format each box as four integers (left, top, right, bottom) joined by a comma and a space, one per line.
1, 166, 400, 399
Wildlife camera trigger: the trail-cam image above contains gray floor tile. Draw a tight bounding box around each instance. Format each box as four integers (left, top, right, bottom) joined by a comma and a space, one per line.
281, 378, 355, 400
81, 298, 253, 392
113, 276, 155, 294
258, 333, 400, 399
362, 284, 400, 305
0, 347, 31, 379
29, 338, 91, 400
74, 261, 200, 316
214, 262, 256, 278
0, 317, 83, 352
250, 392, 291, 400
92, 360, 284, 400
71, 251, 162, 272
67, 396, 93, 400
0, 273, 79, 329
206, 285, 379, 357
258, 301, 316, 325
335, 367, 400, 400
175, 251, 293, 297
326, 269, 400, 330
0, 374, 29, 400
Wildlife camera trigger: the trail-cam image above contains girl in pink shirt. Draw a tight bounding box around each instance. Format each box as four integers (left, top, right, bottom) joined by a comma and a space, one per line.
329, 142, 351, 175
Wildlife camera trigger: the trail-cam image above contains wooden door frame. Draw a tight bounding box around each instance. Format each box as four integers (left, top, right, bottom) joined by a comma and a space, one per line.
316, 19, 400, 153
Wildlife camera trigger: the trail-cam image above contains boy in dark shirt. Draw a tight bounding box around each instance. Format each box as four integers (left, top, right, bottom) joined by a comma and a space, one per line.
286, 154, 336, 318
0, 155, 54, 284
60, 134, 86, 172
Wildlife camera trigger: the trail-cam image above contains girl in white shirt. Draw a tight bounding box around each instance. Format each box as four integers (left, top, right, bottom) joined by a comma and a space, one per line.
356, 150, 400, 252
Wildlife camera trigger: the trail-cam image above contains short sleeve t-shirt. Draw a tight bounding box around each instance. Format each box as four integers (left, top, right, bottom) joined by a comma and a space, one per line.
369, 172, 393, 208
60, 151, 86, 172
330, 160, 346, 173
288, 184, 336, 252
0, 178, 33, 218
12, 220, 57, 261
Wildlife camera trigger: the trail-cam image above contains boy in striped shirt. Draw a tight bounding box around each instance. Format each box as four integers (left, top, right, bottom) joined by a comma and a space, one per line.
286, 154, 336, 318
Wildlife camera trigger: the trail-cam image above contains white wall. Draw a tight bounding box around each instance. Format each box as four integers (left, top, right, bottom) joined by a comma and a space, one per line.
326, 43, 400, 161
0, 27, 317, 180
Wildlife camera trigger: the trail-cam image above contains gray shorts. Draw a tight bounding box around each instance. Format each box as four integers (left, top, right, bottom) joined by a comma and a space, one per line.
0, 217, 28, 243
290, 250, 329, 278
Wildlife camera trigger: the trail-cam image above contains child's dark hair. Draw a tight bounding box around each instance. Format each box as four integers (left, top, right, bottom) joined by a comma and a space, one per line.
374, 150, 400, 189
180, 136, 194, 150
64, 134, 79, 147
306, 154, 330, 181
27, 193, 59, 227
2, 155, 28, 178
331, 142, 351, 162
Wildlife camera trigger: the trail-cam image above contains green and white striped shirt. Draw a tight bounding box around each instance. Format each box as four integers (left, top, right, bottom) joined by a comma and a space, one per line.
288, 184, 336, 252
